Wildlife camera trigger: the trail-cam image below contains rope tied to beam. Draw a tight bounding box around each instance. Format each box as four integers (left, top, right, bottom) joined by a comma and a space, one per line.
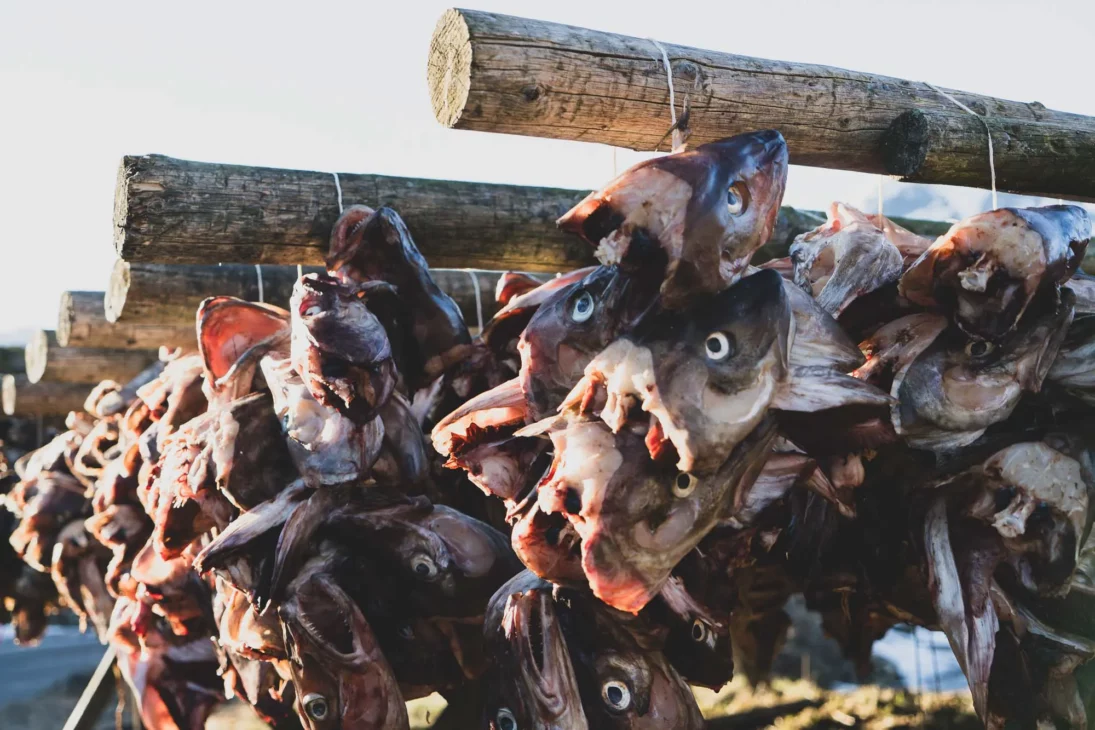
648, 38, 687, 152
254, 264, 265, 303
923, 82, 998, 209
464, 270, 484, 332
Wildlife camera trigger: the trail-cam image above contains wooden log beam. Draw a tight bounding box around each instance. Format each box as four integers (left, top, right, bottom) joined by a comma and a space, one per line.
59, 291, 196, 350
114, 154, 589, 268
427, 9, 1095, 201
25, 331, 157, 385
105, 261, 323, 324
107, 261, 529, 328
111, 155, 948, 267
2, 375, 92, 417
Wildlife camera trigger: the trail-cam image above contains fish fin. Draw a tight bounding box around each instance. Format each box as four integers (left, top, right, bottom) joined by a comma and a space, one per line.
431, 378, 527, 454
268, 489, 336, 604
773, 370, 893, 413
194, 483, 310, 574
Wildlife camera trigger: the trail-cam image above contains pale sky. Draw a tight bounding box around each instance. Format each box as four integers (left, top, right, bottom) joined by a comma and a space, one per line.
1, 0, 1093, 344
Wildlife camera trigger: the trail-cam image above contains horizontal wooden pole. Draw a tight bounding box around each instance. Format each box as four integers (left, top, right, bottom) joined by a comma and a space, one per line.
112, 155, 948, 268
25, 331, 158, 385
427, 9, 1095, 201
59, 291, 196, 350
107, 261, 520, 328
881, 109, 1094, 200
114, 154, 589, 268
2, 375, 92, 417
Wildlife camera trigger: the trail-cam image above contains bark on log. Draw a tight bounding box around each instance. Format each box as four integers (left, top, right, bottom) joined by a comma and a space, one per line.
113, 154, 590, 268
59, 291, 196, 350
105, 261, 324, 324
111, 155, 948, 267
24, 331, 158, 385
881, 109, 1095, 199
107, 262, 528, 328
427, 9, 1095, 201
2, 375, 92, 417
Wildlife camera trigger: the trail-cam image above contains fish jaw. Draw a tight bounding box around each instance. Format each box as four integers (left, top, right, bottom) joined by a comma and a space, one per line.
511, 503, 587, 586
500, 588, 589, 730
558, 131, 787, 309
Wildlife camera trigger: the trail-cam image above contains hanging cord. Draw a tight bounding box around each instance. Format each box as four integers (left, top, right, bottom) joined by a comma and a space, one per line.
877, 175, 885, 222
648, 39, 688, 152
254, 264, 265, 303
923, 82, 998, 209
464, 270, 484, 332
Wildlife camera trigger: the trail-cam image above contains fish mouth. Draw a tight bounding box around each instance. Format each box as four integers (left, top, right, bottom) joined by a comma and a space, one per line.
511, 504, 586, 585
503, 590, 583, 723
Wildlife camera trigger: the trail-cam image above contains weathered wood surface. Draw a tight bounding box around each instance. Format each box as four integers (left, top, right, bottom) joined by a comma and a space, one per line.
111, 155, 949, 268
427, 8, 1095, 201
106, 261, 323, 324
59, 291, 195, 350
113, 154, 589, 268
108, 262, 528, 328
881, 109, 1094, 200
2, 375, 92, 417
25, 331, 158, 385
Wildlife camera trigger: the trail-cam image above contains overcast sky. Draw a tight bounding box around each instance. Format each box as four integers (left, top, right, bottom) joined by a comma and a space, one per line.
1, 0, 1092, 344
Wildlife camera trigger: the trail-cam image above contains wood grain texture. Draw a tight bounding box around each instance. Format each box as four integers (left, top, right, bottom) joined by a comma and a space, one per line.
113, 154, 590, 269
24, 331, 157, 385
106, 261, 519, 328
2, 375, 92, 417
110, 155, 948, 269
59, 291, 196, 350
427, 8, 1095, 200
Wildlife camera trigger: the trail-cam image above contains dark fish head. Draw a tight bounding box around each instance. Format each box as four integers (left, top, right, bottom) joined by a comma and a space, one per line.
580, 268, 791, 473
280, 571, 407, 730
959, 442, 1088, 595
484, 573, 588, 730
558, 130, 787, 309
900, 205, 1090, 341
540, 418, 776, 613
564, 596, 705, 729
519, 266, 654, 419
328, 206, 472, 385
893, 292, 1073, 449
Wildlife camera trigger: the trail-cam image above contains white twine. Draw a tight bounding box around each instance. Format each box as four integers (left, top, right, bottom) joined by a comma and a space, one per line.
924, 82, 998, 209
332, 172, 344, 213
648, 38, 677, 128
465, 270, 484, 332
254, 264, 265, 303
877, 175, 885, 222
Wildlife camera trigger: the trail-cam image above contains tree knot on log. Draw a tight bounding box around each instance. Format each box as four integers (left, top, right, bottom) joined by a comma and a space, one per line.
881, 109, 931, 177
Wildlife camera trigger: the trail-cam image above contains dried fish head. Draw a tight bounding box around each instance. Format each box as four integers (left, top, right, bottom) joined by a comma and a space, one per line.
900, 205, 1090, 340
558, 130, 788, 309
484, 572, 589, 730
290, 273, 397, 424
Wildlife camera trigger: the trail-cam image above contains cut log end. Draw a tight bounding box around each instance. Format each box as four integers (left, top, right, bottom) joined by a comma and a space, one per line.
427, 8, 474, 129
24, 330, 51, 384
1, 375, 15, 416
881, 109, 931, 178
105, 259, 131, 323
57, 291, 76, 348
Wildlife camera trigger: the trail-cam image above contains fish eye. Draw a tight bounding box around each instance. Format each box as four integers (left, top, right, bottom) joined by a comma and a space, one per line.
398, 623, 415, 640
496, 708, 518, 730
303, 693, 329, 721
673, 472, 698, 498
410, 554, 439, 579
602, 680, 632, 712
570, 291, 595, 323
303, 305, 323, 317
705, 332, 735, 361
964, 340, 994, 358
727, 182, 748, 216
691, 619, 710, 643
993, 486, 1016, 513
